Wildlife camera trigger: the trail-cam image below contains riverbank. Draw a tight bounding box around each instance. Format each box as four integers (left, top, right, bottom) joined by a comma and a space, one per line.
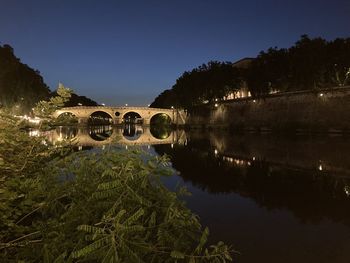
187, 86, 350, 134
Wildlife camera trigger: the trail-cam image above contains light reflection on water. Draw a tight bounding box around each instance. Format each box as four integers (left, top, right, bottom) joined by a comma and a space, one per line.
33, 124, 187, 147
36, 126, 350, 263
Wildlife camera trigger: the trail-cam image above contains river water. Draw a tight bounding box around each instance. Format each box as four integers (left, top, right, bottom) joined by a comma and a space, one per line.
42, 125, 350, 263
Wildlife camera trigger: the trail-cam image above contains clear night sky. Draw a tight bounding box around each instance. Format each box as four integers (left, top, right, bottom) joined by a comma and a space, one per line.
1, 0, 349, 106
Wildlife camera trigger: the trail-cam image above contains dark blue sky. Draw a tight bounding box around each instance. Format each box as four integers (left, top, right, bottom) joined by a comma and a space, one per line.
1, 0, 349, 105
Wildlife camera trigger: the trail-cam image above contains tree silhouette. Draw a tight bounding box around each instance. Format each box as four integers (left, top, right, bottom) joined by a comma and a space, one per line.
151, 35, 350, 108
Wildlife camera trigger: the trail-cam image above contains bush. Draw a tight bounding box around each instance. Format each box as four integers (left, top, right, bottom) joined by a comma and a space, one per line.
0, 112, 233, 262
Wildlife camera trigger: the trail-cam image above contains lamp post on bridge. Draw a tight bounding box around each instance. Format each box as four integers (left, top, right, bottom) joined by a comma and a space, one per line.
171, 106, 174, 125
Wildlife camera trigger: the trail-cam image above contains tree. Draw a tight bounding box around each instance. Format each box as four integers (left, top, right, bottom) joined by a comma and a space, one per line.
0, 44, 50, 113
33, 83, 72, 118
151, 61, 243, 109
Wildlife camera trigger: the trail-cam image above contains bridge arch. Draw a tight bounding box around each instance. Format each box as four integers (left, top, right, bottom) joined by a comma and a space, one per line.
123, 111, 143, 124
89, 111, 113, 125
150, 112, 172, 125
57, 111, 77, 118
56, 111, 78, 122
56, 110, 77, 117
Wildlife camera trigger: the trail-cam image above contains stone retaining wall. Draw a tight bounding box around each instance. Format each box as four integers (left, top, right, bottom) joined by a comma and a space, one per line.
188, 86, 350, 133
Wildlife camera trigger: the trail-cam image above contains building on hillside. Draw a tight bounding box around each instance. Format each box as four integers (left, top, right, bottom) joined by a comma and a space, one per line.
222, 58, 254, 100
232, 57, 254, 69
222, 57, 281, 101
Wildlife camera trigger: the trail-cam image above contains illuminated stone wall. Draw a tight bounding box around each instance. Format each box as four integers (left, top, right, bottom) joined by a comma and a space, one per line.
188, 86, 350, 133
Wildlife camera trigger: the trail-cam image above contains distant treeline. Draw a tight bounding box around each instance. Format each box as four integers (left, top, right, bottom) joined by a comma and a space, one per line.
0, 44, 98, 114
151, 35, 350, 109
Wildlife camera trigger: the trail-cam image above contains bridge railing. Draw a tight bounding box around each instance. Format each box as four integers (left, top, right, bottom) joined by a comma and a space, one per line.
60, 106, 179, 112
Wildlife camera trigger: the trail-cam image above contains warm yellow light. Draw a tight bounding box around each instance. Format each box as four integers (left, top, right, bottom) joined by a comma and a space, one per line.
29, 130, 40, 137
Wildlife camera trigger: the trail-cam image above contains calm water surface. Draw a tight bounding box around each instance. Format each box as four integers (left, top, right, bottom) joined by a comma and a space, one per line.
43, 125, 350, 263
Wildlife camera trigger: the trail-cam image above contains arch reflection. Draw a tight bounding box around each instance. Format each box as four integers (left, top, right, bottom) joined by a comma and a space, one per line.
123, 124, 143, 141
88, 125, 113, 141
150, 125, 171, 139
56, 126, 78, 140
46, 126, 185, 147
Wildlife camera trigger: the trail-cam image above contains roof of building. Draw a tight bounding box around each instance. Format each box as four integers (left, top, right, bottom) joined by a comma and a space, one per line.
232, 57, 255, 68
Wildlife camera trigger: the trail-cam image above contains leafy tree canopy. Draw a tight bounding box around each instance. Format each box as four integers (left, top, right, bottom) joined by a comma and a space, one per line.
0, 44, 98, 114
0, 44, 50, 114
151, 35, 350, 109
151, 61, 243, 109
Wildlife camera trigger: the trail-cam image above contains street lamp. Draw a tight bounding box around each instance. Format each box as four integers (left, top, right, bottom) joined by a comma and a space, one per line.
125, 103, 128, 107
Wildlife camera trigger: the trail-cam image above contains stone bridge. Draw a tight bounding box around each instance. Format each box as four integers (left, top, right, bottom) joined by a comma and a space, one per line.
53, 106, 187, 125
48, 126, 187, 147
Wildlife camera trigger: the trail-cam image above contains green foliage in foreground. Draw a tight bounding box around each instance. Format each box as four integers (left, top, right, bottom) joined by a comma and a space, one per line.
0, 113, 233, 262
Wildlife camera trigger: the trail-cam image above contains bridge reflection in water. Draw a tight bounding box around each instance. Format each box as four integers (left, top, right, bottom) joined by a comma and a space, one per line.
47, 124, 187, 147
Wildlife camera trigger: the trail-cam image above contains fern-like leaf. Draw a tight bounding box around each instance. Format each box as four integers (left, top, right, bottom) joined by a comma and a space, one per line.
170, 250, 185, 259
124, 208, 144, 225
77, 224, 105, 234
72, 236, 110, 258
